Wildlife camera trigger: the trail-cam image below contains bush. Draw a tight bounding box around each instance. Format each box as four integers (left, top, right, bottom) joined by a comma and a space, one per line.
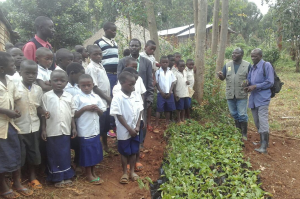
263, 47, 280, 65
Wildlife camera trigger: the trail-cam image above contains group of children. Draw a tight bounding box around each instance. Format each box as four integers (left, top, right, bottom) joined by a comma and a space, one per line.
0, 19, 195, 198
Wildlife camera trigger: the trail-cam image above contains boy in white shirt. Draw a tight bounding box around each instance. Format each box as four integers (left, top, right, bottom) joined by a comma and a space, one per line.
14, 60, 49, 190
110, 71, 143, 184
7, 47, 26, 84
74, 74, 106, 185
41, 70, 76, 188
65, 62, 85, 97
85, 45, 112, 151
35, 47, 53, 92
174, 60, 190, 123
139, 40, 158, 73
155, 56, 176, 128
54, 48, 74, 71
185, 59, 195, 119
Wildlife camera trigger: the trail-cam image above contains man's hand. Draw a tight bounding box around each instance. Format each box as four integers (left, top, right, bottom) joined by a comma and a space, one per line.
245, 85, 257, 92
241, 80, 249, 88
217, 71, 224, 79
128, 128, 137, 137
41, 130, 47, 141
71, 128, 77, 139
5, 110, 21, 119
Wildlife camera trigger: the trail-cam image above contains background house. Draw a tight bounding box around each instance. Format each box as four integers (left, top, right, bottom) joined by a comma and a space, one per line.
0, 9, 18, 51
158, 24, 236, 48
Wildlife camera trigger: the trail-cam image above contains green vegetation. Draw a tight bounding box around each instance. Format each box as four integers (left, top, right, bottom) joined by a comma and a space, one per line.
160, 121, 271, 198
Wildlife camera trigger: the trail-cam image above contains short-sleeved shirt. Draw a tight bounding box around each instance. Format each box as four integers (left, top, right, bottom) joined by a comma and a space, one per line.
37, 65, 52, 81
110, 91, 144, 140
155, 68, 176, 94
74, 91, 106, 138
11, 72, 22, 85
64, 83, 81, 97
140, 52, 158, 72
174, 70, 189, 98
0, 75, 22, 139
23, 35, 52, 62
112, 77, 146, 97
85, 60, 110, 107
14, 82, 43, 134
54, 65, 64, 71
42, 91, 76, 137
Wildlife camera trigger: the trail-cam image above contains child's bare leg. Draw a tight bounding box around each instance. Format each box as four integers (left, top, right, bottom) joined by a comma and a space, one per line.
12, 169, 24, 189
91, 166, 97, 178
85, 166, 95, 181
165, 112, 170, 126
177, 110, 181, 123
128, 154, 138, 179
29, 164, 37, 181
101, 135, 108, 152
181, 110, 185, 122
147, 106, 152, 127
155, 112, 160, 126
0, 173, 10, 194
186, 108, 191, 119
121, 155, 128, 175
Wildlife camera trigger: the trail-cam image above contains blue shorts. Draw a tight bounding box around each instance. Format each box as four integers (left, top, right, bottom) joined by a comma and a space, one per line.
156, 93, 176, 113
118, 136, 140, 156
175, 97, 190, 110
188, 97, 192, 108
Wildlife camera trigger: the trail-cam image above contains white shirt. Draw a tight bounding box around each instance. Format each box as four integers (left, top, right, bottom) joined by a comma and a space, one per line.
37, 65, 52, 81
174, 70, 189, 98
64, 83, 81, 97
11, 72, 22, 84
139, 52, 158, 72
14, 82, 43, 134
54, 66, 64, 71
155, 68, 176, 94
74, 91, 106, 138
185, 68, 195, 89
112, 77, 146, 96
110, 91, 144, 140
85, 60, 110, 108
42, 90, 76, 137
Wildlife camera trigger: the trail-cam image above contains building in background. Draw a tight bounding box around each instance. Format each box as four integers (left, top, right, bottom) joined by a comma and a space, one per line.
0, 9, 18, 51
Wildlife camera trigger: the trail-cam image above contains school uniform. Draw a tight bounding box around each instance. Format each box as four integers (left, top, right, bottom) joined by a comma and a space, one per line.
11, 72, 22, 84
37, 64, 52, 82
85, 60, 110, 136
74, 91, 106, 167
0, 75, 22, 173
14, 82, 43, 166
140, 52, 158, 72
54, 65, 64, 71
110, 91, 144, 156
174, 70, 189, 110
42, 90, 76, 182
185, 68, 195, 107
64, 82, 81, 97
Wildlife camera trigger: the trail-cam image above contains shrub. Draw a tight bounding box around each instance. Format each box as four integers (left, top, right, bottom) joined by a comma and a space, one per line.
263, 47, 280, 65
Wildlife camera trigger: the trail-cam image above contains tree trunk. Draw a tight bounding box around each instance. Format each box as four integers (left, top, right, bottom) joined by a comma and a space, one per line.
128, 14, 132, 40
215, 0, 229, 74
296, 49, 300, 73
145, 0, 160, 61
277, 22, 283, 51
193, 0, 198, 33
143, 26, 146, 45
194, 0, 207, 104
211, 0, 220, 55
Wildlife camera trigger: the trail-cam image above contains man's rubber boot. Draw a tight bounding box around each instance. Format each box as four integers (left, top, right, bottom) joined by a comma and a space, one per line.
253, 133, 262, 146
240, 122, 248, 141
254, 132, 268, 154
235, 120, 241, 130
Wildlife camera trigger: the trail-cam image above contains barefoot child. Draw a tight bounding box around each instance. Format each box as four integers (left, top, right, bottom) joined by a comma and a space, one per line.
55, 48, 74, 71
35, 47, 53, 92
74, 74, 106, 184
0, 52, 33, 198
110, 71, 143, 184
14, 60, 49, 189
85, 45, 111, 152
155, 56, 176, 128
185, 59, 195, 119
41, 70, 76, 188
174, 60, 190, 123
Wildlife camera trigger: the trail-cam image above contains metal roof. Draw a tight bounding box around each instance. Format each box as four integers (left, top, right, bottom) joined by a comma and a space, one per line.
158, 24, 194, 36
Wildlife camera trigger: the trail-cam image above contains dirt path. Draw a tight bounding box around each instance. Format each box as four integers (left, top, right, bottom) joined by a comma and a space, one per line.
244, 128, 300, 199
20, 121, 166, 199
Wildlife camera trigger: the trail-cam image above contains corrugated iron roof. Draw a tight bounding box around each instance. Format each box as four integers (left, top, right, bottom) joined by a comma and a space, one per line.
158, 24, 194, 36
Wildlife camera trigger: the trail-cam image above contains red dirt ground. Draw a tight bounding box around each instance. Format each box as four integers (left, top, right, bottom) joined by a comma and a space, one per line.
244, 128, 300, 199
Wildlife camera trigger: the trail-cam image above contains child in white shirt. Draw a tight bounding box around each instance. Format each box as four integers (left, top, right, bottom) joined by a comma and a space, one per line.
35, 47, 53, 92
110, 71, 143, 184
185, 59, 195, 119
174, 60, 190, 123
74, 74, 106, 185
41, 70, 76, 188
64, 62, 85, 97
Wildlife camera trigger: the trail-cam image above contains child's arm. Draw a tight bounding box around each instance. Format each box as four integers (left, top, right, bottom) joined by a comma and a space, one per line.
36, 79, 52, 92
0, 108, 21, 118
155, 74, 166, 98
166, 82, 176, 99
91, 104, 104, 116
37, 107, 50, 119
41, 116, 47, 141
74, 105, 94, 118
93, 86, 112, 105
116, 115, 137, 137
134, 111, 142, 133
71, 118, 77, 139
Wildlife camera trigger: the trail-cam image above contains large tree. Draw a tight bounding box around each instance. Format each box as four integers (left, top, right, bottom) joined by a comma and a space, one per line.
211, 0, 220, 55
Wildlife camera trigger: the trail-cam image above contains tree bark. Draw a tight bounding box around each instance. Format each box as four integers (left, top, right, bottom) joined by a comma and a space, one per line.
193, 0, 198, 33
211, 0, 220, 55
145, 0, 160, 61
215, 0, 229, 73
194, 0, 207, 104
128, 14, 132, 40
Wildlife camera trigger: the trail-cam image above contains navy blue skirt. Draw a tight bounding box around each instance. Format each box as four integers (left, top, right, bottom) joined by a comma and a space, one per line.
46, 135, 74, 182
0, 124, 21, 173
78, 134, 103, 167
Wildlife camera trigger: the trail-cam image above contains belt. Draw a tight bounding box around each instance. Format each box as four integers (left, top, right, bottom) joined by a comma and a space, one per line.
106, 72, 117, 74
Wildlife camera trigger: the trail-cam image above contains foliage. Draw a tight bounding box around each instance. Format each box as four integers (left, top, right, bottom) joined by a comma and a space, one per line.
160, 121, 272, 198
263, 47, 280, 64
0, 0, 99, 49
